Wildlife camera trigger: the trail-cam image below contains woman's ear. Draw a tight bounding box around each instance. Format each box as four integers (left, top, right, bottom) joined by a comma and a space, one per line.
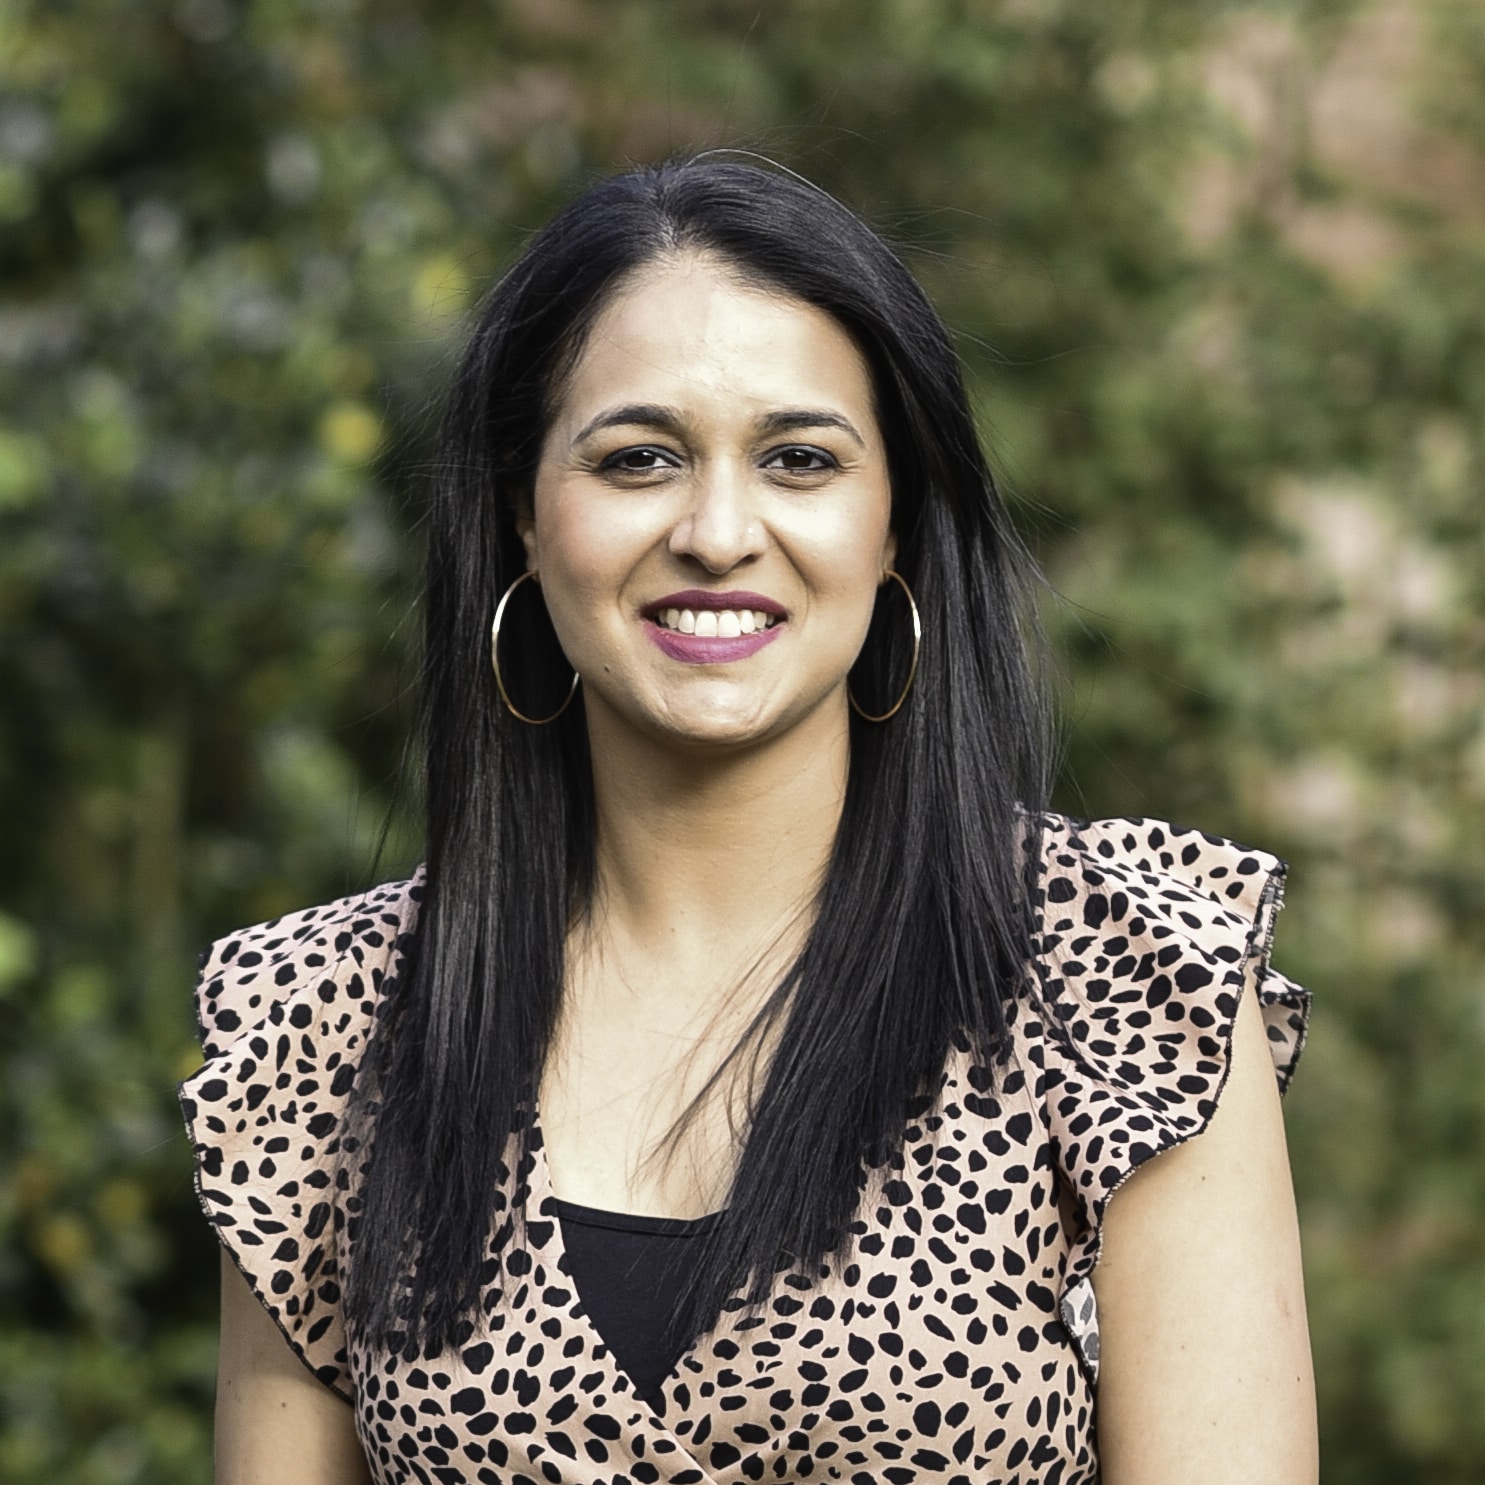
513, 500, 539, 572
882, 529, 899, 577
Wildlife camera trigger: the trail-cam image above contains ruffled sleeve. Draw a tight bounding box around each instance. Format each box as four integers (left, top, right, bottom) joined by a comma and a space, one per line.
1030, 816, 1310, 1383
177, 873, 423, 1398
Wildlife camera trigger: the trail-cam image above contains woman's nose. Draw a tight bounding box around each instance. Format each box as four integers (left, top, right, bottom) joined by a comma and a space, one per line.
667, 462, 767, 573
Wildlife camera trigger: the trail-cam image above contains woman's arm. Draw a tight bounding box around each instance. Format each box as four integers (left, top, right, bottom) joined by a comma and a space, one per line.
1093, 983, 1318, 1483
215, 1251, 371, 1484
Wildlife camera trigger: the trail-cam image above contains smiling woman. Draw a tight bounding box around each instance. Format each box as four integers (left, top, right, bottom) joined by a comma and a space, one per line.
180, 159, 1317, 1485
525, 256, 894, 752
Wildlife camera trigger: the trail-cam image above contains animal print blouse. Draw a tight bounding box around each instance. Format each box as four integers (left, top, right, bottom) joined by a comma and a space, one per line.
180, 814, 1309, 1484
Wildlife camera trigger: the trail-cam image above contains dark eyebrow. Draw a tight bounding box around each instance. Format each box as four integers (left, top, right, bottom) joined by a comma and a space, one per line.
571, 404, 686, 445
757, 409, 866, 449
570, 404, 867, 449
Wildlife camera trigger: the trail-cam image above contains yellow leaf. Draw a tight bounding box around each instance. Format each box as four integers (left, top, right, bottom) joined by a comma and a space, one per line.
0, 430, 49, 509
412, 254, 470, 320
318, 401, 383, 465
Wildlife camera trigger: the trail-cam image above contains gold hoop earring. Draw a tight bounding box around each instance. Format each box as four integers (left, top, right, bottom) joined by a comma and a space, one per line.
490, 570, 579, 725
848, 569, 921, 723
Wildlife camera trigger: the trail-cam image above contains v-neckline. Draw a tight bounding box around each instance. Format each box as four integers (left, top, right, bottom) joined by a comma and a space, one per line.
552, 1196, 722, 1237
526, 1105, 730, 1449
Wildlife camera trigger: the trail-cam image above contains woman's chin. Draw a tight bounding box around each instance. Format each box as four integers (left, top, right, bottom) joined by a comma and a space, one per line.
579, 662, 851, 752
649, 704, 785, 751
590, 689, 820, 753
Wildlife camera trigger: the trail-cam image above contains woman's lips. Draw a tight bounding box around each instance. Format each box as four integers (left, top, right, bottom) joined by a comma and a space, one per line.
641, 590, 787, 665
644, 617, 783, 664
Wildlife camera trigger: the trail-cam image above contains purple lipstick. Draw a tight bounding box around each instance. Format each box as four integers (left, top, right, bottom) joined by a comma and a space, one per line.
642, 589, 787, 665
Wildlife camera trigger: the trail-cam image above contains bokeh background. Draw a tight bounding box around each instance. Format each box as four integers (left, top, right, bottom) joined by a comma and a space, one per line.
1, 0, 1482, 1479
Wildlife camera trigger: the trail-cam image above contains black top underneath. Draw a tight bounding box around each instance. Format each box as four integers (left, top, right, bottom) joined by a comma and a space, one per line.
555, 1199, 719, 1411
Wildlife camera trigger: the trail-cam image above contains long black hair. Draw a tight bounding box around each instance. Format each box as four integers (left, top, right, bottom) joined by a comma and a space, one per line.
344, 157, 1053, 1354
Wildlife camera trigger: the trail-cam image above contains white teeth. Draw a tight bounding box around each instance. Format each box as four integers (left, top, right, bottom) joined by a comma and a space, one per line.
655, 607, 782, 634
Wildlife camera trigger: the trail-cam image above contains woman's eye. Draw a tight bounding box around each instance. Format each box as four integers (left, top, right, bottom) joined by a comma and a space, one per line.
765, 446, 836, 472
601, 446, 677, 473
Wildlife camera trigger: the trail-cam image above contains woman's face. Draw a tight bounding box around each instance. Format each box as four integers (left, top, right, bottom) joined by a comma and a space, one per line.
522, 253, 896, 750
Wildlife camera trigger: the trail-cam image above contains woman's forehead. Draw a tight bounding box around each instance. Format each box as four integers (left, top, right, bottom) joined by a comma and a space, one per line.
552, 254, 878, 436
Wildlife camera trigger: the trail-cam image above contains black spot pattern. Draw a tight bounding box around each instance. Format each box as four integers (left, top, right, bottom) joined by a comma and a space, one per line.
179, 815, 1309, 1483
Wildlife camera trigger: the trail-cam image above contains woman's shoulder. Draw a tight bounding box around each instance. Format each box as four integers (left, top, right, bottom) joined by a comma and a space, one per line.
1016, 812, 1311, 1380
192, 871, 424, 1059
178, 870, 424, 1397
1032, 810, 1284, 926
1023, 809, 1308, 1093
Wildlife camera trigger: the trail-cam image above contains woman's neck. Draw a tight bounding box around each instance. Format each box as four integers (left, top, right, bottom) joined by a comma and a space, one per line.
540, 692, 850, 1216
579, 692, 850, 985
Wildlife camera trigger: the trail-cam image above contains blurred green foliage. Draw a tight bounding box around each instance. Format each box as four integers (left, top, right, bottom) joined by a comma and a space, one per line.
1, 0, 1482, 1479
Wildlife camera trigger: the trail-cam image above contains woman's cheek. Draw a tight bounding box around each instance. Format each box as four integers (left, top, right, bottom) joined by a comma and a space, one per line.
534, 500, 633, 633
